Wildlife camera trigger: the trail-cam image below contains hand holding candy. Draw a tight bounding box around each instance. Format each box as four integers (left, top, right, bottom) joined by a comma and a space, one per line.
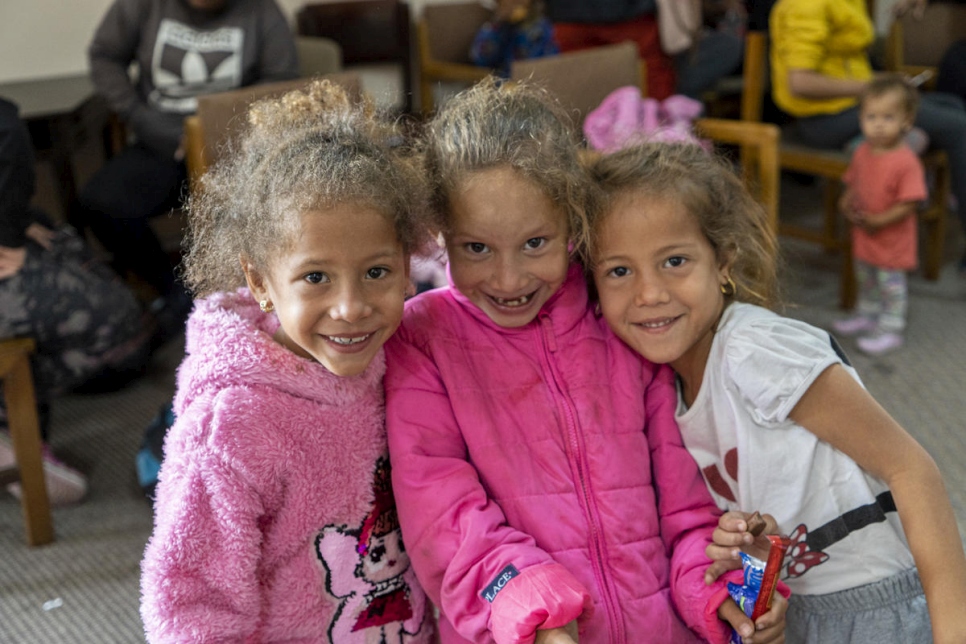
724, 536, 791, 643
705, 511, 779, 584
717, 591, 788, 644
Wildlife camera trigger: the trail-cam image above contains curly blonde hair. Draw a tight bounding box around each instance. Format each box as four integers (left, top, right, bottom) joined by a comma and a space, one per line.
422, 77, 593, 260
587, 142, 781, 309
181, 79, 432, 297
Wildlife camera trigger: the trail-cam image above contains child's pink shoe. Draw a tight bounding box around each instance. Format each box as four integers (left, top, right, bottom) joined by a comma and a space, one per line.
857, 331, 904, 356
831, 315, 876, 337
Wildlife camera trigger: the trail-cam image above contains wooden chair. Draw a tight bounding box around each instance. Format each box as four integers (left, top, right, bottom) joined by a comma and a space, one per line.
741, 31, 950, 308
694, 118, 781, 234
296, 1, 413, 113
509, 42, 647, 130
416, 1, 493, 115
0, 338, 53, 546
295, 36, 344, 78
507, 42, 779, 231
183, 73, 364, 192
885, 3, 966, 88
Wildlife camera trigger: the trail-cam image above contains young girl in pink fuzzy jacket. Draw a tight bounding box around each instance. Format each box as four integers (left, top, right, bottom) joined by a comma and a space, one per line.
139, 80, 435, 643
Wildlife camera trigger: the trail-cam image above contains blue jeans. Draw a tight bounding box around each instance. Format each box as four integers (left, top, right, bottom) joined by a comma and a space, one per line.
674, 31, 743, 99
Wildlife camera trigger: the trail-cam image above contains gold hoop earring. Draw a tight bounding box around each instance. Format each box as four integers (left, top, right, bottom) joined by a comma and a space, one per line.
720, 277, 736, 297
259, 299, 274, 313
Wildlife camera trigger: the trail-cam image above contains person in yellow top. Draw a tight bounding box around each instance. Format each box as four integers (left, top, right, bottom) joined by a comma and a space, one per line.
770, 0, 966, 273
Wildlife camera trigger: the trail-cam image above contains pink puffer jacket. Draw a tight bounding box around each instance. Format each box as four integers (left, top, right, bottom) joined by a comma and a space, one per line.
385, 265, 732, 644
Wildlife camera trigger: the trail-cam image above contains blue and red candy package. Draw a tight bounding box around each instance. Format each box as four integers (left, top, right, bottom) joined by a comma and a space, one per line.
727, 534, 790, 644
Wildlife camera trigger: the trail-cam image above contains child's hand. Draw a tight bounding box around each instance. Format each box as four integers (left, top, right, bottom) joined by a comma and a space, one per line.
751, 590, 788, 643
839, 193, 858, 219
844, 208, 865, 226
534, 620, 578, 643
705, 511, 778, 584
717, 592, 788, 644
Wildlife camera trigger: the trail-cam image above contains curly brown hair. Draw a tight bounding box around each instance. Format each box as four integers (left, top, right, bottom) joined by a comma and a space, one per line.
181, 79, 433, 297
422, 77, 593, 260
587, 142, 781, 309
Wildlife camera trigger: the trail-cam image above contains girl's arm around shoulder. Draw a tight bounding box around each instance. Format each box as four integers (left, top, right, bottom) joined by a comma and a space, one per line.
384, 327, 591, 644
642, 365, 732, 643
790, 364, 966, 643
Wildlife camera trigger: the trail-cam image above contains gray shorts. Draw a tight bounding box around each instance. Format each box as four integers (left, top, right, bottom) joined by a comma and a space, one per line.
786, 567, 930, 644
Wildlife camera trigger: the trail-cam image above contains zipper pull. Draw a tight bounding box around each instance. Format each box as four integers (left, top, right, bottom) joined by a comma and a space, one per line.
539, 314, 558, 352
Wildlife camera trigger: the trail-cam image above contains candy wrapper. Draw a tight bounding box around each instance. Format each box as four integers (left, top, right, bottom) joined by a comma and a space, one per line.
727, 534, 790, 644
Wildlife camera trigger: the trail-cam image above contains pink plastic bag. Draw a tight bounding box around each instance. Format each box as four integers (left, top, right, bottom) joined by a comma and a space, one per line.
584, 86, 708, 153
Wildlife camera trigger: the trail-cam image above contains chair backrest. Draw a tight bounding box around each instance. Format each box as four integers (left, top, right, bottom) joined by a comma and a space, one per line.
296, 36, 343, 78
694, 118, 780, 233
509, 41, 642, 127
420, 1, 492, 65
740, 31, 769, 123
296, 0, 410, 65
296, 1, 412, 112
184, 73, 364, 189
886, 3, 966, 80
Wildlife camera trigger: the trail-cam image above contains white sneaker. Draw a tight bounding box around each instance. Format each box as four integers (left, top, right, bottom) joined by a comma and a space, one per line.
857, 331, 904, 356
832, 315, 876, 337
0, 433, 88, 506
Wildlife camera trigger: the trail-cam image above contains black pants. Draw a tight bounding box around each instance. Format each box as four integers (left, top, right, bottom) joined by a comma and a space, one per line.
79, 144, 187, 299
938, 40, 966, 106
0, 227, 150, 426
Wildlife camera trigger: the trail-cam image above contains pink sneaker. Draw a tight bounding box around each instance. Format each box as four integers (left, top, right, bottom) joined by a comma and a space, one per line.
857, 331, 904, 356
832, 315, 876, 337
0, 433, 88, 506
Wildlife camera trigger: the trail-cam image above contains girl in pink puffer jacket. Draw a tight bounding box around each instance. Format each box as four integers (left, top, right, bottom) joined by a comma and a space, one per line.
384, 78, 787, 644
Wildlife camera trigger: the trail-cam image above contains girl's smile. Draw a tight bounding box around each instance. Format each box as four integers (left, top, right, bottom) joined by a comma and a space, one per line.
593, 191, 731, 395
446, 166, 570, 328
245, 202, 409, 377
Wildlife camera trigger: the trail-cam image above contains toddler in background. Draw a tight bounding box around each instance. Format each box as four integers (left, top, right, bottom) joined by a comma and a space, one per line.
589, 141, 966, 643
140, 80, 434, 643
835, 75, 928, 356
470, 0, 558, 77
385, 79, 785, 644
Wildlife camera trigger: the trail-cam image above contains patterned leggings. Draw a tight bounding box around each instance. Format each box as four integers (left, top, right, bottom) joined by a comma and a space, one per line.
855, 261, 908, 333
0, 227, 150, 413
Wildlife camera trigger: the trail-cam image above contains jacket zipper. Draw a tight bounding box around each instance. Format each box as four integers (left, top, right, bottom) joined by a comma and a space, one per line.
538, 314, 624, 644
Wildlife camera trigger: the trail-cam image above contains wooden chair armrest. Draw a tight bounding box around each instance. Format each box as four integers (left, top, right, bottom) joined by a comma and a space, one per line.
184, 115, 206, 193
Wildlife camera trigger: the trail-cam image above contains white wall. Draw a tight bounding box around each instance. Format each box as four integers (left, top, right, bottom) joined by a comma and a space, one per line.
0, 0, 466, 84
0, 0, 326, 84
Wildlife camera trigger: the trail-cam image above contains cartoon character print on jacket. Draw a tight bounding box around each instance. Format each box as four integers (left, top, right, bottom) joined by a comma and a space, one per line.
316, 456, 427, 643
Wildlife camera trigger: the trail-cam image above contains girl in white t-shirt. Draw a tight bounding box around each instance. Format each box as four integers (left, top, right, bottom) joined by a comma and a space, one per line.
586, 142, 966, 644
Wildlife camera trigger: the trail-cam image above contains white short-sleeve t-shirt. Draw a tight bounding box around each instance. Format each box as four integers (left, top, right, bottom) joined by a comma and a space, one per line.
676, 302, 914, 596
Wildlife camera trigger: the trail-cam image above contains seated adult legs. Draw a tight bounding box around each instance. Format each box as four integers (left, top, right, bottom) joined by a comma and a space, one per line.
80, 144, 187, 299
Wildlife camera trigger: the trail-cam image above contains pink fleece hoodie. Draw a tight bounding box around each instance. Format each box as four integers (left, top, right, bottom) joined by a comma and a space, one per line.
385, 265, 733, 644
141, 288, 434, 643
